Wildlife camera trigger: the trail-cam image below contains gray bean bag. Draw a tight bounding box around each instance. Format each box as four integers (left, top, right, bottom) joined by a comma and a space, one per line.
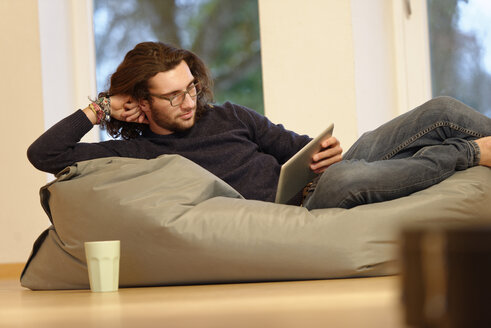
20, 155, 491, 290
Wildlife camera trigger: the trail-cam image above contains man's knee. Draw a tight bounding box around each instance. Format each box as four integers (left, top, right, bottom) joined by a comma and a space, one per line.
304, 161, 370, 209
423, 96, 472, 116
424, 96, 462, 109
411, 96, 472, 127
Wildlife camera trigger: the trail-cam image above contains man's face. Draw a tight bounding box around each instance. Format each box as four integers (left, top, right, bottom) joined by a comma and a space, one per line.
142, 61, 197, 135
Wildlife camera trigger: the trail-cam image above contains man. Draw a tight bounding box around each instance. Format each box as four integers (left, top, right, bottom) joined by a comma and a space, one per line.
28, 41, 491, 209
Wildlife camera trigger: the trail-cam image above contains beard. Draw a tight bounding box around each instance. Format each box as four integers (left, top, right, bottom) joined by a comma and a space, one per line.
150, 104, 197, 133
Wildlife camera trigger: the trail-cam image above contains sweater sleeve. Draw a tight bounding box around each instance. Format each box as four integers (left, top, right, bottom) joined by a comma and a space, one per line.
233, 104, 312, 164
27, 110, 120, 174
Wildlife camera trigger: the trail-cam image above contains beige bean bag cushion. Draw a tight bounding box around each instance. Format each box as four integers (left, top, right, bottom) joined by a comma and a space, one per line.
20, 155, 491, 290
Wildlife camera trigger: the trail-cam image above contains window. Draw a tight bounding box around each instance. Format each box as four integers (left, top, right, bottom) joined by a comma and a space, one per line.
93, 0, 264, 118
427, 0, 491, 117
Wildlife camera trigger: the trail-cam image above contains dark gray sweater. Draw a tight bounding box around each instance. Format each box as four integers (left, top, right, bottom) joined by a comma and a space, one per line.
28, 102, 311, 202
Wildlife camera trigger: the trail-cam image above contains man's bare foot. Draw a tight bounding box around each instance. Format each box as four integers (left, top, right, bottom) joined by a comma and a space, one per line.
475, 136, 491, 167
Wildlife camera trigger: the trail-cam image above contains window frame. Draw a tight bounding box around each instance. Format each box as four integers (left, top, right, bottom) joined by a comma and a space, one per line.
391, 0, 433, 114
37, 0, 99, 142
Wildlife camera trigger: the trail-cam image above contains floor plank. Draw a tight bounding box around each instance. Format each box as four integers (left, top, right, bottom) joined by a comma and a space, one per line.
0, 276, 404, 327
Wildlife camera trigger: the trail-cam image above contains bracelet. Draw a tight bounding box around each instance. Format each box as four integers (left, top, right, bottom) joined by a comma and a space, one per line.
89, 102, 105, 125
95, 93, 111, 123
88, 93, 111, 125
87, 103, 98, 118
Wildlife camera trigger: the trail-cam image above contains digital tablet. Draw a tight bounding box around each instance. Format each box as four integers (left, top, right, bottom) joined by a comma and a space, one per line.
274, 124, 334, 204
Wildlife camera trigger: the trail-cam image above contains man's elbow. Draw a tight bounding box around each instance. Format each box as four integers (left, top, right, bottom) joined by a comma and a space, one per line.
26, 144, 54, 174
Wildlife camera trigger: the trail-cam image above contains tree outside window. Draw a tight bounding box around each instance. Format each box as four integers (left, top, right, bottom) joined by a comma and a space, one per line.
427, 0, 491, 117
93, 0, 264, 121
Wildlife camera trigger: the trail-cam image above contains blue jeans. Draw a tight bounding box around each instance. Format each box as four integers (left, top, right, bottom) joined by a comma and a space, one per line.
303, 96, 490, 209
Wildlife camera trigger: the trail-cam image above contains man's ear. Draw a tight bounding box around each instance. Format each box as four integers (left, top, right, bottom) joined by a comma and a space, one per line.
139, 99, 151, 113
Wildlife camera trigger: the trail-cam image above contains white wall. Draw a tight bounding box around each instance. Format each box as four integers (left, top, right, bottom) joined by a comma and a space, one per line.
0, 0, 49, 263
259, 0, 430, 146
259, 0, 359, 149
0, 0, 97, 264
351, 0, 398, 135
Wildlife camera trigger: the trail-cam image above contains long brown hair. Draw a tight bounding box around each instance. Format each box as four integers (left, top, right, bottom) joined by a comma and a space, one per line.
104, 41, 214, 139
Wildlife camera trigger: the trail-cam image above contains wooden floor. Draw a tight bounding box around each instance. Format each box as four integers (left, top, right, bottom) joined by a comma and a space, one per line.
0, 270, 405, 328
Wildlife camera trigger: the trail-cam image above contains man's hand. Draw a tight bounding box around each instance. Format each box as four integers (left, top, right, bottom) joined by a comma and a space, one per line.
310, 136, 343, 174
110, 94, 149, 124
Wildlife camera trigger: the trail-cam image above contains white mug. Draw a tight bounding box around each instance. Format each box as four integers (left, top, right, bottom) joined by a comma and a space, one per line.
84, 240, 120, 292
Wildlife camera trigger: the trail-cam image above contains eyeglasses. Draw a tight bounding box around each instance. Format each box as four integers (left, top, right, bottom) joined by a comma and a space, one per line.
149, 81, 201, 107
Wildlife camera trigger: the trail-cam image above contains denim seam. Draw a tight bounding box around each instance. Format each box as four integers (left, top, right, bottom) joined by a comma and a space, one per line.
381, 121, 485, 160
